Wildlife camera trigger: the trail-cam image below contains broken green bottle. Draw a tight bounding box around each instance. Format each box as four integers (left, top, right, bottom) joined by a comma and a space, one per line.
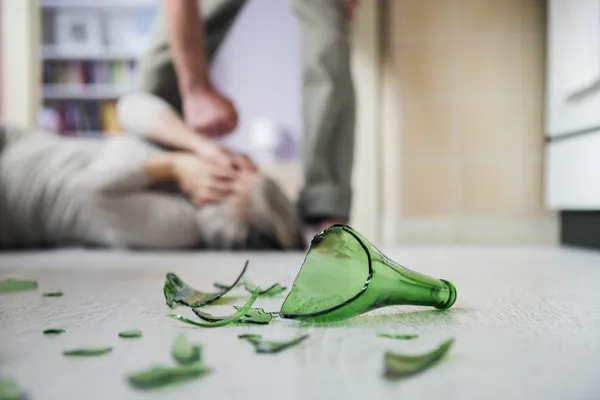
279, 225, 457, 322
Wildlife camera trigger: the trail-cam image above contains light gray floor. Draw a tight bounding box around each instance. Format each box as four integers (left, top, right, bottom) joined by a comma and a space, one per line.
1, 246, 600, 400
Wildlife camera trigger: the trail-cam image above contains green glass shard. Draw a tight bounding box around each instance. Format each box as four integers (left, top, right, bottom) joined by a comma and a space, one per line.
168, 288, 260, 328
43, 329, 66, 336
213, 281, 241, 290
171, 334, 202, 365
63, 347, 113, 357
384, 338, 454, 379
241, 277, 287, 297
119, 329, 142, 339
42, 291, 63, 297
279, 225, 457, 322
0, 279, 37, 294
128, 363, 210, 390
233, 306, 274, 324
163, 261, 248, 308
193, 306, 273, 325
377, 333, 418, 340
0, 376, 25, 400
238, 333, 309, 354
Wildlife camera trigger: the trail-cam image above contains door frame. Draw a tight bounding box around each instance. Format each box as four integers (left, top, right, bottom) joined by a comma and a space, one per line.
1, 0, 40, 127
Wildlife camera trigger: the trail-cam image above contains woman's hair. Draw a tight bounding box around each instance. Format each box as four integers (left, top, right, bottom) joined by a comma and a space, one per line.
195, 174, 306, 251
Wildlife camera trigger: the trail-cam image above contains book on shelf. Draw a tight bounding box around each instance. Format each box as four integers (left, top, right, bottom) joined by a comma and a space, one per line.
43, 60, 136, 87
39, 101, 123, 136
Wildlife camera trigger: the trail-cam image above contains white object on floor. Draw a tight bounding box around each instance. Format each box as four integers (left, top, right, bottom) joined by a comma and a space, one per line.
1, 247, 600, 399
251, 117, 282, 165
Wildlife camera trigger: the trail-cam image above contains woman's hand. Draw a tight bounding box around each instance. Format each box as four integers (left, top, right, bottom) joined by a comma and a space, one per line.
194, 140, 258, 175
173, 153, 236, 205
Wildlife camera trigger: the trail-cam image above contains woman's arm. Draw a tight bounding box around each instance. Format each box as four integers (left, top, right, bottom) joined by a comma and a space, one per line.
144, 153, 179, 184
117, 92, 209, 155
117, 93, 256, 172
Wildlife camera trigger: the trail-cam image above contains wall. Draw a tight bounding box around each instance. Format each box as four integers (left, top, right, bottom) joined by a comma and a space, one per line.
211, 1, 301, 162
0, 0, 3, 118
380, 0, 557, 244
209, 0, 303, 202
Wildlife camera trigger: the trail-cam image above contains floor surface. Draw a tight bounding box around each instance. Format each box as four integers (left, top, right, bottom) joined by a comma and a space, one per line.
1, 246, 600, 399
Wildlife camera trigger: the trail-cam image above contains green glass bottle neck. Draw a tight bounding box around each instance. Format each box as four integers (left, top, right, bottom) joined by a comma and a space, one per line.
368, 253, 457, 310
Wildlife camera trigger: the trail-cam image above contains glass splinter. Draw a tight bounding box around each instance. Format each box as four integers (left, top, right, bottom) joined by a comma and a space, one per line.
279, 225, 458, 322
118, 329, 142, 339
0, 376, 26, 400
241, 277, 287, 297
384, 338, 454, 379
163, 261, 248, 308
377, 333, 418, 340
0, 279, 37, 294
42, 291, 63, 297
128, 363, 210, 390
213, 281, 241, 290
193, 306, 273, 325
238, 334, 309, 354
168, 289, 260, 328
171, 334, 202, 365
43, 329, 66, 336
233, 306, 274, 324
63, 347, 113, 357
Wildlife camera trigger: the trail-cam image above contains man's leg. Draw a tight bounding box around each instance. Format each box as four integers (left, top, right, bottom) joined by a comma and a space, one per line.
290, 0, 356, 227
138, 0, 247, 113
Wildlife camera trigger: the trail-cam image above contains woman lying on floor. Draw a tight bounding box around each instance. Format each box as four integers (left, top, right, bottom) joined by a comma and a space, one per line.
0, 93, 305, 250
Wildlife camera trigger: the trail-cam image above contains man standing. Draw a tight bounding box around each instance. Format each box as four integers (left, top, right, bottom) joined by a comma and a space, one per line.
138, 0, 357, 232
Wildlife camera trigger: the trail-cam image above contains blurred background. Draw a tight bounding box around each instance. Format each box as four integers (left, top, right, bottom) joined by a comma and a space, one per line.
2, 0, 595, 249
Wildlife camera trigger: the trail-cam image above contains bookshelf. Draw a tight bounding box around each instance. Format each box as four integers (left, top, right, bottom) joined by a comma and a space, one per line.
38, 0, 157, 137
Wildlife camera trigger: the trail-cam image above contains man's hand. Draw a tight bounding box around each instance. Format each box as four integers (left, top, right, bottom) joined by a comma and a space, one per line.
338, 0, 358, 20
173, 153, 236, 205
183, 88, 238, 138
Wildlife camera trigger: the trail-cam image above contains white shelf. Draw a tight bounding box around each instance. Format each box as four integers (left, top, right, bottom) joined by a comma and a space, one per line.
40, 0, 157, 8
65, 131, 107, 138
43, 84, 132, 100
41, 46, 141, 60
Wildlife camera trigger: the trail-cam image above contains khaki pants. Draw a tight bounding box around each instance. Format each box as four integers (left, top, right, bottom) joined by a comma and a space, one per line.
138, 0, 355, 223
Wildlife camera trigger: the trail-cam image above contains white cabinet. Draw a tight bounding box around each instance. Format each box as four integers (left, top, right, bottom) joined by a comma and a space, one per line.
547, 0, 600, 137
546, 0, 600, 209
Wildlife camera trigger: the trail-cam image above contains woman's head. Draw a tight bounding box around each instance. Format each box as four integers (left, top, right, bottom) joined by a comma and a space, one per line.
195, 172, 305, 251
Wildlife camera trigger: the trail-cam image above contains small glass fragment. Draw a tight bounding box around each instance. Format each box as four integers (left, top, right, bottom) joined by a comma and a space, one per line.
168, 289, 260, 328
213, 281, 241, 290
63, 347, 113, 357
0, 376, 25, 400
128, 363, 210, 390
377, 333, 418, 340
193, 306, 273, 325
42, 291, 63, 297
233, 306, 274, 324
279, 225, 458, 322
384, 338, 453, 379
43, 329, 66, 336
172, 334, 201, 365
238, 333, 309, 354
163, 261, 248, 308
241, 277, 286, 297
119, 329, 143, 339
0, 279, 37, 294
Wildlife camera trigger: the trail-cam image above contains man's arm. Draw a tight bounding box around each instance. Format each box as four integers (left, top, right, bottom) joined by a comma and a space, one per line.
163, 0, 212, 95
162, 0, 238, 137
